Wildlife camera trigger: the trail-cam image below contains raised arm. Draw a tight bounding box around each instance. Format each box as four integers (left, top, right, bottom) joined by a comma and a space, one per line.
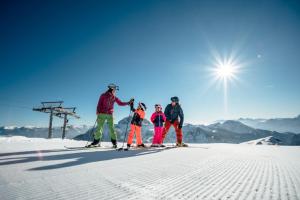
130, 102, 136, 112
115, 97, 129, 106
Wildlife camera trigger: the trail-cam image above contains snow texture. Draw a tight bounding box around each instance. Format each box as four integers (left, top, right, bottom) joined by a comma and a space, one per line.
0, 136, 300, 200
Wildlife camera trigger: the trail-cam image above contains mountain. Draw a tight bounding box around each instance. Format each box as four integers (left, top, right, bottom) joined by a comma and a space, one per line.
187, 120, 299, 145
0, 125, 90, 139
3, 116, 300, 145
208, 120, 256, 134
74, 117, 154, 143
74, 118, 300, 146
238, 115, 300, 133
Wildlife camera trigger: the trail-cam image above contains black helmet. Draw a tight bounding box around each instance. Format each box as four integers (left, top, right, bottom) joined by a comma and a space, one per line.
108, 83, 119, 90
139, 102, 147, 111
171, 96, 179, 103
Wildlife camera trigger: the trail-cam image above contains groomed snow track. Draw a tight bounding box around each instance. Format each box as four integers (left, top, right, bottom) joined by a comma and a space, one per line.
0, 138, 299, 200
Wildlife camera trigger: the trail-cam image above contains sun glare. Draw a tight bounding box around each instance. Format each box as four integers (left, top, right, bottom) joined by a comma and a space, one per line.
207, 50, 244, 118
214, 61, 237, 80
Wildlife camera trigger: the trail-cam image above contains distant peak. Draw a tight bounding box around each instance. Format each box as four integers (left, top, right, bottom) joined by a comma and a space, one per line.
3, 126, 18, 130
223, 120, 243, 125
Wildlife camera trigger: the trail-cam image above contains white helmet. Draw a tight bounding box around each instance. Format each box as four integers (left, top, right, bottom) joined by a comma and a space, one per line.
108, 83, 119, 90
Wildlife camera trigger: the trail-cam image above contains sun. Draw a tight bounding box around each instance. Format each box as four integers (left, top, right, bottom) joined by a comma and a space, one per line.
215, 62, 236, 79
206, 50, 244, 118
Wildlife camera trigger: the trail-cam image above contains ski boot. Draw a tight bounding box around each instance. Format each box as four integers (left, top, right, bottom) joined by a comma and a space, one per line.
124, 144, 131, 151
137, 143, 146, 148
111, 139, 118, 149
86, 139, 100, 148
176, 142, 188, 147
150, 144, 159, 147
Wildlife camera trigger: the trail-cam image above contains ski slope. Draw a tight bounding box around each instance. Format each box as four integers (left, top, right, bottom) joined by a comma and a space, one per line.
0, 136, 300, 200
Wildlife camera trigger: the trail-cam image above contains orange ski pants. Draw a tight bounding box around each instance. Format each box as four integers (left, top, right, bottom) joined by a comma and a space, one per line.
127, 124, 143, 145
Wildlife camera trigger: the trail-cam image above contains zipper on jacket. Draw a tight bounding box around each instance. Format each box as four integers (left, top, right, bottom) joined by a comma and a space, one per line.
158, 113, 161, 127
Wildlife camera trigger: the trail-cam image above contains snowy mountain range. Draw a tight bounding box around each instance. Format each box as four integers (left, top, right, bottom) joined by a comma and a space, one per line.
74, 117, 300, 146
238, 115, 300, 133
2, 115, 300, 145
0, 125, 89, 139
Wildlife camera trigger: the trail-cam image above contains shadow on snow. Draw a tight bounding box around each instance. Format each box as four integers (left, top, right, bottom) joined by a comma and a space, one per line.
0, 148, 172, 171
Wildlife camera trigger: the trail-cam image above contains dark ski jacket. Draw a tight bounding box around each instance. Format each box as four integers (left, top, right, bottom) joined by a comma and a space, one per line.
97, 91, 128, 115
130, 103, 145, 127
164, 103, 184, 127
151, 111, 166, 127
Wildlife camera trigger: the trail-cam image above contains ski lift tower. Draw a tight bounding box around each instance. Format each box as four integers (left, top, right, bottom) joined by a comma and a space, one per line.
33, 101, 80, 139
54, 107, 80, 139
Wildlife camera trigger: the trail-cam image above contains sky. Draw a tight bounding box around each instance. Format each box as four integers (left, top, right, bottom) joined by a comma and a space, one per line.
1, 0, 300, 127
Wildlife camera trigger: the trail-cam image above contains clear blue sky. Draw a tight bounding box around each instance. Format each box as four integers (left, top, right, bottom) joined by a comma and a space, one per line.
1, 0, 300, 126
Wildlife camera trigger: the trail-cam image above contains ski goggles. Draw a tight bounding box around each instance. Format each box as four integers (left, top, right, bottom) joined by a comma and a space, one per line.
155, 104, 162, 109
108, 84, 119, 91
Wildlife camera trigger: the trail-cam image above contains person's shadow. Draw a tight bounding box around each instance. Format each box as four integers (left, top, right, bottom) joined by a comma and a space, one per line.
0, 148, 170, 171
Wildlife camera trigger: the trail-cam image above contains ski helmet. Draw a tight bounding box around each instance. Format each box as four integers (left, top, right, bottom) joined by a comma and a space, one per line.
139, 102, 147, 111
108, 83, 119, 91
171, 96, 179, 103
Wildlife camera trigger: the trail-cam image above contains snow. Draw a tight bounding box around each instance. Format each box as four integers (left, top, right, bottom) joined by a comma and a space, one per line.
3, 126, 18, 130
1, 136, 300, 200
241, 136, 282, 145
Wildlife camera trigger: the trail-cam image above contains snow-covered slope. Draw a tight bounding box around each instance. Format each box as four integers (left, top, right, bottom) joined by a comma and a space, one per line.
0, 136, 300, 200
241, 136, 282, 145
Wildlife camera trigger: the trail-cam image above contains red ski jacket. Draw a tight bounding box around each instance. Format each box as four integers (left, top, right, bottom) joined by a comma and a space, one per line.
97, 91, 128, 115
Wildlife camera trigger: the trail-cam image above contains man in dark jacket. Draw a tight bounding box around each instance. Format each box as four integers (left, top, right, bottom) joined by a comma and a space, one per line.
87, 83, 133, 148
162, 96, 187, 147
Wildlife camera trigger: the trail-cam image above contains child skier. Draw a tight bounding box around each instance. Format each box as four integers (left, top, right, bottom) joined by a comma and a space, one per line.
126, 101, 147, 150
150, 104, 166, 147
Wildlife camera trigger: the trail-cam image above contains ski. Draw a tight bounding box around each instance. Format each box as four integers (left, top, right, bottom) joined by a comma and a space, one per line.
64, 145, 116, 150
64, 144, 206, 151
117, 145, 177, 151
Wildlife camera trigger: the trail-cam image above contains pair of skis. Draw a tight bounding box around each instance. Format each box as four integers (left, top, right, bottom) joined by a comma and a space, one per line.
64, 144, 182, 151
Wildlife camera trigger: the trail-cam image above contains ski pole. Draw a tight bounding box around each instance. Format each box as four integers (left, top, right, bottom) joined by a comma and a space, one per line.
86, 118, 98, 147
117, 109, 132, 151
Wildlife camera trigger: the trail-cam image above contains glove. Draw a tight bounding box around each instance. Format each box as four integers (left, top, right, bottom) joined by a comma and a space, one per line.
178, 124, 182, 129
128, 98, 134, 105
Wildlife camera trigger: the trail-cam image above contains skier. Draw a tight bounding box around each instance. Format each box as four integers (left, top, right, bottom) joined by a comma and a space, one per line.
150, 104, 166, 147
126, 101, 147, 150
87, 83, 133, 148
162, 96, 187, 147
